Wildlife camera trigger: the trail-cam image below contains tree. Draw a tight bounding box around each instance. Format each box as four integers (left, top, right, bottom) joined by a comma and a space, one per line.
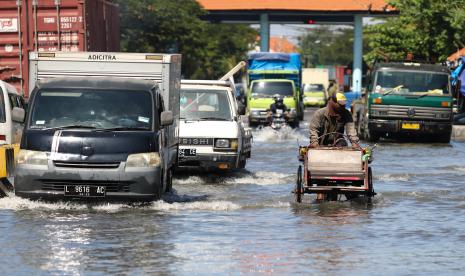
116, 0, 257, 79
364, 0, 465, 63
298, 26, 356, 67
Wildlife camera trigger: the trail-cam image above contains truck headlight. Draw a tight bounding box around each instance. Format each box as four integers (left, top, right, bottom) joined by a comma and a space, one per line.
215, 139, 238, 149
251, 110, 259, 116
215, 139, 230, 148
17, 150, 48, 165
126, 152, 161, 168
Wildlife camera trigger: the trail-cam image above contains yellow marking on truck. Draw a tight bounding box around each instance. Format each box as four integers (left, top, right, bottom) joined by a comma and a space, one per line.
0, 144, 19, 178
402, 123, 420, 130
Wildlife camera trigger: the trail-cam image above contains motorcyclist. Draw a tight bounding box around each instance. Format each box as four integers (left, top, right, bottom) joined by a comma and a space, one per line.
309, 92, 360, 148
267, 94, 289, 125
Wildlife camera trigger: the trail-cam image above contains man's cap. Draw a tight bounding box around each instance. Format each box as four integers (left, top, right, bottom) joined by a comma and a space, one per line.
336, 92, 347, 105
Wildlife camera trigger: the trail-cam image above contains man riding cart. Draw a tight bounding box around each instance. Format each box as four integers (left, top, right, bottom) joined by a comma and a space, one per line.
295, 92, 375, 202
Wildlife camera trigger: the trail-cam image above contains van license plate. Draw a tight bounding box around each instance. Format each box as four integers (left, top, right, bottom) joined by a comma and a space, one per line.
179, 148, 196, 157
64, 185, 106, 197
402, 123, 420, 130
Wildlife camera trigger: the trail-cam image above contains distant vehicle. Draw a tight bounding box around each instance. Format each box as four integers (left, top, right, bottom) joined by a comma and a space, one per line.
247, 79, 300, 128
247, 53, 304, 121
235, 83, 246, 106
302, 67, 329, 94
302, 83, 327, 107
178, 80, 252, 171
14, 52, 181, 201
0, 81, 24, 196
355, 62, 453, 143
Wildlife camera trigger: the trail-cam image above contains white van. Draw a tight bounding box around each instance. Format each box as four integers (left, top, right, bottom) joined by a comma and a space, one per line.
0, 80, 25, 191
178, 80, 252, 170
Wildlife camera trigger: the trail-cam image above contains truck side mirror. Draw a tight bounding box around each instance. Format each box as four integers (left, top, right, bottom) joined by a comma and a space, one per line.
12, 107, 25, 123
160, 111, 173, 126
237, 103, 246, 115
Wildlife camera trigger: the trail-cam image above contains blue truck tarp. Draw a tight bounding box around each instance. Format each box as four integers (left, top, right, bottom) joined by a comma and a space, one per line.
247, 52, 302, 88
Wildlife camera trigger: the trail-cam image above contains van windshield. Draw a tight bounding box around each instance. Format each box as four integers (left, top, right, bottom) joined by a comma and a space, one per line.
0, 87, 5, 123
375, 70, 450, 95
251, 81, 293, 97
303, 84, 324, 92
30, 89, 153, 130
180, 89, 232, 121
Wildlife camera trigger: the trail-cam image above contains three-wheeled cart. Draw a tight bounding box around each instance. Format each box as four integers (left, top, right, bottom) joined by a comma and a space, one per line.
295, 145, 375, 202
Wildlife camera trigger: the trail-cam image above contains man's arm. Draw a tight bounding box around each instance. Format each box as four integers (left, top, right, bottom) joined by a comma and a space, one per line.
345, 121, 360, 147
309, 111, 322, 147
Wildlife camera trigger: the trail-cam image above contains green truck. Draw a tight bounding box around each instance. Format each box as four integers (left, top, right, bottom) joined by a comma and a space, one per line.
356, 62, 453, 142
246, 53, 304, 127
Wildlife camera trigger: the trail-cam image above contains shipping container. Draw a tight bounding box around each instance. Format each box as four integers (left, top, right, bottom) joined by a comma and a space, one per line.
0, 0, 120, 96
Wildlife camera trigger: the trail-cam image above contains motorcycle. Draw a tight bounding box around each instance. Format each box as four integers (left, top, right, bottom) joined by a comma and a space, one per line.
270, 109, 288, 130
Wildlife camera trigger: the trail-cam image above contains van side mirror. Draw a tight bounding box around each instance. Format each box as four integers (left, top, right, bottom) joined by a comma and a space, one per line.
12, 107, 25, 123
160, 111, 173, 126
237, 103, 246, 115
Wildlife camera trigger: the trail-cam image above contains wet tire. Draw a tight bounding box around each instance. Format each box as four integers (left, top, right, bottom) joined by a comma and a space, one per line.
238, 157, 247, 169
165, 168, 173, 193
367, 167, 374, 197
367, 130, 380, 142
434, 132, 451, 143
295, 166, 303, 203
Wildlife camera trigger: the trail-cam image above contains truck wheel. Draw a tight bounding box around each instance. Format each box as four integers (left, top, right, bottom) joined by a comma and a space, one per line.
295, 166, 303, 203
368, 130, 380, 142
434, 132, 451, 143
290, 120, 299, 128
164, 168, 173, 193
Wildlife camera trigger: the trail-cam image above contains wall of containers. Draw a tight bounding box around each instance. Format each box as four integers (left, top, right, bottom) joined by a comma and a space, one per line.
0, 0, 120, 97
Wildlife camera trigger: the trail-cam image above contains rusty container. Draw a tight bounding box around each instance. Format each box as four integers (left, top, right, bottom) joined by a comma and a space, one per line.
0, 0, 120, 97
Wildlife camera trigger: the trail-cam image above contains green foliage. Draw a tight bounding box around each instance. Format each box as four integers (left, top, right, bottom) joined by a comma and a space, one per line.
364, 0, 465, 63
298, 27, 357, 67
117, 0, 257, 79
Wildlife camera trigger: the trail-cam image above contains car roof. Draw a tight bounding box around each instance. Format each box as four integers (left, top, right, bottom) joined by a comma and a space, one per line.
36, 77, 159, 91
375, 62, 449, 73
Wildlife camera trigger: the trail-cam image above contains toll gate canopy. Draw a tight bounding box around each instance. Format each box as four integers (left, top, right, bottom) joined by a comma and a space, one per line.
196, 0, 397, 93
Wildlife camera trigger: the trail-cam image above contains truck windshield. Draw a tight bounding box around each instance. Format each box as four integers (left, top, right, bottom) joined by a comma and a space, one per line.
303, 84, 324, 92
180, 89, 232, 121
251, 81, 293, 97
0, 87, 5, 123
30, 89, 153, 130
375, 70, 449, 95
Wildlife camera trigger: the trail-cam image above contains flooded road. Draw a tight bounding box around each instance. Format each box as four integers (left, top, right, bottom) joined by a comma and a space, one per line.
1, 110, 465, 274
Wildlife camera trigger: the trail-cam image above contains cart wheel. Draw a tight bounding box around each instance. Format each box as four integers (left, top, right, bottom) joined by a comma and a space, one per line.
367, 167, 374, 197
295, 165, 303, 203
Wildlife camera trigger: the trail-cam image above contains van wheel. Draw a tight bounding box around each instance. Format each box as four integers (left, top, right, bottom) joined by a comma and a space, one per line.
239, 158, 247, 169
164, 168, 173, 193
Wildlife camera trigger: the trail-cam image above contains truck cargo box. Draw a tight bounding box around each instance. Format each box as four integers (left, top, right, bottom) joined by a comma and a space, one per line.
0, 0, 120, 96
29, 51, 181, 150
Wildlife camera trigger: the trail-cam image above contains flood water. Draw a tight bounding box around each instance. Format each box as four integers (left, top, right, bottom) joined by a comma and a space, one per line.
1, 110, 465, 274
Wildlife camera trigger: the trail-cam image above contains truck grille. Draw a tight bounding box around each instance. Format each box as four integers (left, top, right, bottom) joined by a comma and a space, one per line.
370, 105, 451, 121
53, 161, 120, 169
40, 179, 133, 193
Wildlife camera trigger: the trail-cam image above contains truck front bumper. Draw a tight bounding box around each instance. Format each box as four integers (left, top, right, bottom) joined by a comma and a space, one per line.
14, 163, 162, 201
368, 119, 452, 135
177, 153, 238, 170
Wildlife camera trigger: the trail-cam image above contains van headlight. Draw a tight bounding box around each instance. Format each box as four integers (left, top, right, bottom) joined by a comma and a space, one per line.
126, 152, 161, 168
215, 138, 238, 149
17, 150, 48, 165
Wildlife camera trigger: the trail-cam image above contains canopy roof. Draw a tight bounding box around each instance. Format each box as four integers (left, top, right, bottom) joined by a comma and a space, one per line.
197, 0, 395, 14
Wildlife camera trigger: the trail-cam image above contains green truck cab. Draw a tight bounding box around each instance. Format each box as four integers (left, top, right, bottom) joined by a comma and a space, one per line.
358, 62, 453, 142
247, 79, 299, 128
